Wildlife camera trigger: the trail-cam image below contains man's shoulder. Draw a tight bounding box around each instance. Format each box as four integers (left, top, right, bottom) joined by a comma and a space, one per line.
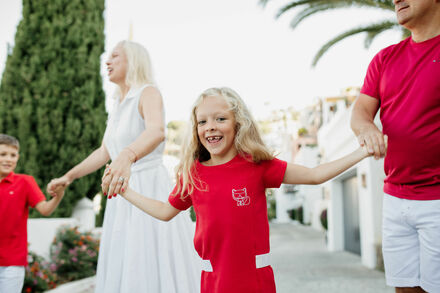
377, 37, 411, 57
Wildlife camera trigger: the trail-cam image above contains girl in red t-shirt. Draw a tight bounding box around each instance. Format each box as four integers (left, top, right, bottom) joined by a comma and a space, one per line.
116, 87, 372, 293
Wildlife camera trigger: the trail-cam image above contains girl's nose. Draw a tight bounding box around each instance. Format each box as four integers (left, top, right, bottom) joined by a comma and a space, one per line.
206, 121, 216, 131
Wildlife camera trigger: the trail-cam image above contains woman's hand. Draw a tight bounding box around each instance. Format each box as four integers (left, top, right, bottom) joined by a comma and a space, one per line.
101, 149, 134, 198
47, 176, 72, 197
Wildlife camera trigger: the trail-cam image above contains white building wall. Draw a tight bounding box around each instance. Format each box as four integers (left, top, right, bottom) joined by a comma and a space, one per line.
294, 147, 323, 229
28, 198, 96, 260
273, 129, 303, 223
318, 104, 384, 269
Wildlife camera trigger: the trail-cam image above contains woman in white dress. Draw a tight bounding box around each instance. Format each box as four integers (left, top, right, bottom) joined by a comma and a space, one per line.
47, 40, 200, 293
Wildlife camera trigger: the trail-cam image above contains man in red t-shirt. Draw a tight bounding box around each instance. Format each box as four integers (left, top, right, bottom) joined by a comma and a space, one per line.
351, 1, 440, 292
0, 134, 65, 293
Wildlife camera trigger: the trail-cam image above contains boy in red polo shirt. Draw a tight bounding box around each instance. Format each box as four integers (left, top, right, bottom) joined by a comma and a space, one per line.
0, 134, 65, 293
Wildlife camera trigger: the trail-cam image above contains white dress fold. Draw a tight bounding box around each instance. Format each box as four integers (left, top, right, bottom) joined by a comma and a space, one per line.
95, 84, 200, 293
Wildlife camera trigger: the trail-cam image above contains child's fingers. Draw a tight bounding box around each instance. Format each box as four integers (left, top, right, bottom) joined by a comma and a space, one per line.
383, 135, 388, 152
101, 173, 112, 196
357, 135, 365, 147
121, 179, 128, 195
107, 175, 120, 199
101, 164, 111, 181
113, 176, 125, 197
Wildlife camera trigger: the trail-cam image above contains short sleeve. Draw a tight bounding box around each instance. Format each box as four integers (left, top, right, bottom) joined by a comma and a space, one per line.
25, 176, 46, 208
360, 51, 384, 100
168, 184, 193, 211
262, 158, 288, 188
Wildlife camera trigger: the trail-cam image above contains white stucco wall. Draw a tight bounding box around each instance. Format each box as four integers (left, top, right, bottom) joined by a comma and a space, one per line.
28, 218, 79, 260
294, 147, 323, 228
28, 197, 96, 260
318, 104, 385, 269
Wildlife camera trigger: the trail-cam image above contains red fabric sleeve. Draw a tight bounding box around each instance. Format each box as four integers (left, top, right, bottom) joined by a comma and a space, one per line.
360, 51, 383, 100
262, 158, 288, 188
25, 175, 46, 208
168, 184, 193, 211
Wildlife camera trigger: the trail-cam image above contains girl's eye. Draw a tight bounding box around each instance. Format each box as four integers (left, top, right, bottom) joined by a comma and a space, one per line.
217, 117, 226, 122
197, 120, 206, 126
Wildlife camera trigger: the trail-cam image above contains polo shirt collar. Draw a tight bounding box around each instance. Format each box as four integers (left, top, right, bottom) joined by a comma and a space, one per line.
1, 172, 15, 183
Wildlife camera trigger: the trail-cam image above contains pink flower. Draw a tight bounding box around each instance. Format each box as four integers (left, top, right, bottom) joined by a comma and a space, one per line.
71, 257, 78, 262
50, 263, 57, 272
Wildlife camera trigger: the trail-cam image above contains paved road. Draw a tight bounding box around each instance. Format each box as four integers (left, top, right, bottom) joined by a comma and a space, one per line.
48, 223, 392, 293
271, 222, 392, 293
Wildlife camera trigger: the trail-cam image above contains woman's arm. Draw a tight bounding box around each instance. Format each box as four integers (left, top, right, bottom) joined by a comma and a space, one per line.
283, 147, 370, 185
102, 86, 166, 197
47, 144, 110, 196
122, 188, 181, 221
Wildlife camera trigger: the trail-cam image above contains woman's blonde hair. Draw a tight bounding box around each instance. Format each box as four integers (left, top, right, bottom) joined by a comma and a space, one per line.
117, 40, 155, 88
173, 87, 274, 198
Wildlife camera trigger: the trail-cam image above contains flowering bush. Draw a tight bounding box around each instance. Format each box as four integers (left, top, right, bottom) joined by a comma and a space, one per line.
23, 251, 57, 293
50, 226, 100, 283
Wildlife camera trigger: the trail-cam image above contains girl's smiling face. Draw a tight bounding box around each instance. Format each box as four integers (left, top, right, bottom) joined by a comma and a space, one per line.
196, 95, 238, 165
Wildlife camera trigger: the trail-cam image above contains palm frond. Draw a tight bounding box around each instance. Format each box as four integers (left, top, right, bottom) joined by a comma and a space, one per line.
363, 21, 400, 47
277, 0, 394, 18
312, 20, 399, 66
402, 28, 411, 39
259, 0, 270, 8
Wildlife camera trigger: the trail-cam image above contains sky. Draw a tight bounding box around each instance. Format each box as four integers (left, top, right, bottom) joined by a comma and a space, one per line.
0, 0, 401, 122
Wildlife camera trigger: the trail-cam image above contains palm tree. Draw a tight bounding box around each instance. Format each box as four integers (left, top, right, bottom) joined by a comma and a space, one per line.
260, 0, 410, 66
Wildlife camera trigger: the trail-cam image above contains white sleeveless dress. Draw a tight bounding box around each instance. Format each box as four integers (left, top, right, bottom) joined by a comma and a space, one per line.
95, 84, 200, 293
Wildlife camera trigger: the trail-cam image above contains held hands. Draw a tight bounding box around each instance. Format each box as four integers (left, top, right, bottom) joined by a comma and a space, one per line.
51, 184, 66, 198
47, 176, 71, 197
101, 148, 134, 199
356, 124, 387, 159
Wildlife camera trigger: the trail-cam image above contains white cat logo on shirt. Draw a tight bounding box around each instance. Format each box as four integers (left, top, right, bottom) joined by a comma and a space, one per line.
232, 188, 250, 206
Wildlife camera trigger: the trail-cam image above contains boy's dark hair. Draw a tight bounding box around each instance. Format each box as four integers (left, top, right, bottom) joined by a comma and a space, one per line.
0, 134, 20, 149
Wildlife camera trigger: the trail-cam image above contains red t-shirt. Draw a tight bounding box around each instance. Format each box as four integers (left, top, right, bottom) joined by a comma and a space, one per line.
169, 155, 287, 293
361, 35, 440, 200
0, 172, 46, 266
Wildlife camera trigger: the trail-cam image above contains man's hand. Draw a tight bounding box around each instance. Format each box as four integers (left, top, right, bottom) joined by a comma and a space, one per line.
356, 124, 387, 159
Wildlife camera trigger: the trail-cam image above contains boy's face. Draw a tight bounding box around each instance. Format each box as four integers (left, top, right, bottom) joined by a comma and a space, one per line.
0, 144, 19, 177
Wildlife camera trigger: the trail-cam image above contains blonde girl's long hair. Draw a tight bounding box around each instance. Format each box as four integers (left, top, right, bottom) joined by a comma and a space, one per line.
114, 40, 155, 97
173, 87, 274, 198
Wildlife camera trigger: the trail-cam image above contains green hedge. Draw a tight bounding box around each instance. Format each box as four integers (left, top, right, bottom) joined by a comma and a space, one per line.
0, 0, 106, 217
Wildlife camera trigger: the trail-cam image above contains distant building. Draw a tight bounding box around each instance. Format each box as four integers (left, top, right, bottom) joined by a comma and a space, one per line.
317, 87, 385, 270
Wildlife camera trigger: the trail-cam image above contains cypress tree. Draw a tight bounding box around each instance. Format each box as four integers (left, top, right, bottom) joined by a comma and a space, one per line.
0, 0, 106, 217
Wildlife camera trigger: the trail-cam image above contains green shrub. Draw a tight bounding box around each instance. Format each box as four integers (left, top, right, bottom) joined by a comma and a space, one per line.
320, 209, 328, 230
0, 0, 106, 218
190, 206, 196, 222
266, 189, 276, 221
287, 206, 304, 224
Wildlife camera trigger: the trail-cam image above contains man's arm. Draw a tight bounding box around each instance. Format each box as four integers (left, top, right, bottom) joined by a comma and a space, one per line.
351, 93, 386, 159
